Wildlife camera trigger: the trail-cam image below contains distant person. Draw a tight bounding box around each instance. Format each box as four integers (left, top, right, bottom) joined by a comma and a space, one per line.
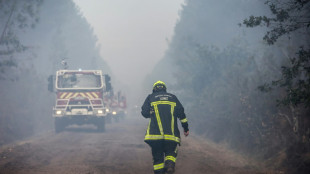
141, 81, 189, 174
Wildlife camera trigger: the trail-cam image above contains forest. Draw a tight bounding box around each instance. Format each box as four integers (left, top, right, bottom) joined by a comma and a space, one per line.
146, 0, 309, 173
0, 0, 110, 144
0, 0, 309, 173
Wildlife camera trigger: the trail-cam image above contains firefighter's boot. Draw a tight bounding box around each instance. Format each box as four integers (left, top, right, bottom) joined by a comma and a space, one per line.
164, 161, 175, 174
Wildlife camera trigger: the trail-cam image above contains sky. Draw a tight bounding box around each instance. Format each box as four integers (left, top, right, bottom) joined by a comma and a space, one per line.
73, 0, 184, 90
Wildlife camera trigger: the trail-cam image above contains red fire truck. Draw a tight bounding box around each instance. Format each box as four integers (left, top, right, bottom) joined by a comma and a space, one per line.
48, 70, 110, 133
108, 91, 127, 122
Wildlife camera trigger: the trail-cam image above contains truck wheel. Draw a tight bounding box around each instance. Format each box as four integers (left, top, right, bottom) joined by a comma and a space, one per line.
55, 118, 65, 133
114, 115, 119, 122
106, 114, 112, 124
97, 117, 105, 132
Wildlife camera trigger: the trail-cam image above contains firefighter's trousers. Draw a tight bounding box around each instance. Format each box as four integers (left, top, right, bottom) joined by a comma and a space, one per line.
148, 140, 178, 174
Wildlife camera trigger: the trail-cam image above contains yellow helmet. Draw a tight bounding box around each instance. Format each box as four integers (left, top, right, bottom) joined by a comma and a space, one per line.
153, 80, 166, 92
153, 80, 166, 88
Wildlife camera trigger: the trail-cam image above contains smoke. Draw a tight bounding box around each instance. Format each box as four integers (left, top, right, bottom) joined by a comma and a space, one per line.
148, 0, 309, 160
0, 0, 111, 144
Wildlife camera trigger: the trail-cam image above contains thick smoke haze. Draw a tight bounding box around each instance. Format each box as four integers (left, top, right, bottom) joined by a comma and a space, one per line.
0, 0, 110, 143
73, 0, 184, 100
0, 0, 309, 173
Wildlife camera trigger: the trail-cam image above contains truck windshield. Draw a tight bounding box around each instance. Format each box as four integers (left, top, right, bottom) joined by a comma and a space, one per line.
57, 73, 102, 89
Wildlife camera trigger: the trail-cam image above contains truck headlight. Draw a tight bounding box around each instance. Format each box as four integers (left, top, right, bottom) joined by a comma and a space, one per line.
105, 108, 110, 112
112, 111, 117, 115
98, 110, 103, 114
56, 110, 62, 115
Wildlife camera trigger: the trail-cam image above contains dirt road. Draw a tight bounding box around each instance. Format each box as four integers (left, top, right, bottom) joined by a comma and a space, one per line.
0, 115, 273, 174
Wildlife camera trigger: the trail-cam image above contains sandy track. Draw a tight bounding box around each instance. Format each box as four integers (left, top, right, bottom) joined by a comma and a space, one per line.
0, 116, 272, 174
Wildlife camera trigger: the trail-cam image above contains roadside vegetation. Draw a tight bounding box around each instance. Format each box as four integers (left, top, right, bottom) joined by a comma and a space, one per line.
147, 0, 309, 173
0, 0, 110, 145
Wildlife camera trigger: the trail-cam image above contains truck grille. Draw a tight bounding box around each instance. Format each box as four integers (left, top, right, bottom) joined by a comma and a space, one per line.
67, 106, 92, 111
68, 100, 90, 105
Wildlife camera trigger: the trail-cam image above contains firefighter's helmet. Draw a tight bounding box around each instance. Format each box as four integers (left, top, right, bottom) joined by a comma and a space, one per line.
153, 80, 166, 92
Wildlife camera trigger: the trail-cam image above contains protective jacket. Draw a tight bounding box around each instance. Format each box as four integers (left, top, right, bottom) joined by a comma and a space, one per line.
141, 90, 188, 145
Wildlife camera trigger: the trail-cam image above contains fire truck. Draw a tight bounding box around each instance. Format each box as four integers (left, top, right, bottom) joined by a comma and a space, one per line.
48, 70, 111, 133
107, 91, 127, 122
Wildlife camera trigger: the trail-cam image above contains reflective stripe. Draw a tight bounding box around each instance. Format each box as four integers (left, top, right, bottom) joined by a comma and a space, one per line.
144, 134, 180, 143
80, 92, 87, 98
151, 101, 176, 106
146, 101, 179, 143
146, 119, 151, 135
60, 92, 67, 99
150, 101, 176, 136
72, 92, 79, 98
65, 92, 73, 99
165, 156, 176, 162
153, 104, 164, 135
91, 92, 98, 98
164, 134, 180, 142
86, 92, 94, 99
180, 118, 188, 123
171, 105, 175, 136
154, 163, 164, 170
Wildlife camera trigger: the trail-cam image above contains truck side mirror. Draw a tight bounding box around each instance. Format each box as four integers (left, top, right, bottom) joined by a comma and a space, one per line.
48, 75, 54, 92
106, 83, 112, 92
104, 74, 112, 91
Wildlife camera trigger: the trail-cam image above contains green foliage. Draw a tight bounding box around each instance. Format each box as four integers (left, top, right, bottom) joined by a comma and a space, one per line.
243, 1, 310, 171
175, 38, 291, 158
153, 0, 309, 166
244, 0, 310, 108
259, 48, 310, 107
0, 0, 42, 71
243, 0, 309, 45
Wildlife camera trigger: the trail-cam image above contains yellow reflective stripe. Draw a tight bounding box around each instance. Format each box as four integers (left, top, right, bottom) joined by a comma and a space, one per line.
65, 92, 73, 99
146, 119, 151, 135
165, 156, 176, 162
92, 92, 98, 98
145, 135, 164, 139
151, 101, 176, 106
180, 118, 188, 123
171, 105, 175, 136
144, 135, 180, 143
80, 92, 87, 98
164, 135, 180, 142
60, 92, 67, 99
153, 163, 164, 170
149, 101, 177, 137
152, 104, 164, 135
86, 92, 94, 99
71, 92, 79, 98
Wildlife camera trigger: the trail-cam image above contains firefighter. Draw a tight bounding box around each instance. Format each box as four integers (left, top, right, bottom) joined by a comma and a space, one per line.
141, 81, 189, 174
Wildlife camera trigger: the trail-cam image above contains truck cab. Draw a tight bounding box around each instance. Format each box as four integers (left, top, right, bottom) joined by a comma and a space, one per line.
49, 70, 108, 133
